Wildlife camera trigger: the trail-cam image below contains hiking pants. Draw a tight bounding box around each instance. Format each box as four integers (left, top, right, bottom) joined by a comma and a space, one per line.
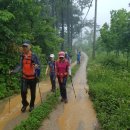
50, 72, 56, 91
58, 77, 67, 99
77, 58, 80, 64
21, 78, 37, 107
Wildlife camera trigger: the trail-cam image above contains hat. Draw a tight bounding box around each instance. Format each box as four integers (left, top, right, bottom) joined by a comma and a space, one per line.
22, 43, 30, 47
58, 51, 65, 58
22, 40, 31, 49
22, 40, 30, 47
50, 54, 55, 58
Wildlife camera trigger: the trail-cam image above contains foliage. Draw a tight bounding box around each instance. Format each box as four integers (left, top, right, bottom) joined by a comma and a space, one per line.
87, 53, 130, 130
0, 0, 62, 99
98, 9, 130, 58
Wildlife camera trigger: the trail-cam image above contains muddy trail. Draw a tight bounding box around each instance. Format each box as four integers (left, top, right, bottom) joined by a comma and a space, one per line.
0, 62, 76, 130
39, 52, 99, 130
0, 80, 51, 130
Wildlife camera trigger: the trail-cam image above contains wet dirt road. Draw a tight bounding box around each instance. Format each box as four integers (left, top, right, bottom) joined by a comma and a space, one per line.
0, 80, 51, 130
39, 52, 99, 130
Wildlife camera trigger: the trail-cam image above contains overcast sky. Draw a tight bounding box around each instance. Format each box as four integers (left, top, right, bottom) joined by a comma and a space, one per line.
84, 0, 130, 28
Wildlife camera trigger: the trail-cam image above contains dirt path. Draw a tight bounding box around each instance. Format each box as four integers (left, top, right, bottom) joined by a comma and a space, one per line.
0, 80, 51, 130
39, 52, 99, 130
0, 62, 76, 130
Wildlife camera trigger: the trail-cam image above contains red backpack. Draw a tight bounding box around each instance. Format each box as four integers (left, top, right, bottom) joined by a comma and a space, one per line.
22, 52, 35, 79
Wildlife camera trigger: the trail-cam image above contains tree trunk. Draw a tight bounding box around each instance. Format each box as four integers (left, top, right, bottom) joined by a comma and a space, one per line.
67, 0, 70, 49
70, 0, 73, 50
51, 0, 55, 28
61, 0, 64, 50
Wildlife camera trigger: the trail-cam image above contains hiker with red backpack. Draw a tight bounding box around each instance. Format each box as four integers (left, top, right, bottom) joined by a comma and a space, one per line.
45, 54, 56, 92
9, 40, 40, 112
56, 51, 71, 103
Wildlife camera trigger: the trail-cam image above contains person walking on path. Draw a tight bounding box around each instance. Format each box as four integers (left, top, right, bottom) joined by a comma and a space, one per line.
65, 51, 71, 64
56, 51, 71, 103
77, 51, 81, 64
10, 40, 40, 112
45, 54, 56, 92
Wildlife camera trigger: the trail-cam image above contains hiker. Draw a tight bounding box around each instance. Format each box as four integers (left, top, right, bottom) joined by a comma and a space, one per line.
77, 51, 81, 64
56, 51, 71, 103
45, 54, 56, 92
65, 51, 71, 64
9, 40, 40, 112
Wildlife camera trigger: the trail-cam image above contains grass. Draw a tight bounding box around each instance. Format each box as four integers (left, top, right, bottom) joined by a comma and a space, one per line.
87, 53, 130, 130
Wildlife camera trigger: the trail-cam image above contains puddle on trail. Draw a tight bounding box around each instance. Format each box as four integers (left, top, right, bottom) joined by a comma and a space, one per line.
0, 80, 51, 130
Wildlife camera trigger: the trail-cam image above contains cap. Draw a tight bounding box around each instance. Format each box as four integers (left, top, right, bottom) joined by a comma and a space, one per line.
22, 43, 30, 47
22, 40, 30, 47
50, 54, 55, 58
22, 40, 31, 50
58, 51, 65, 58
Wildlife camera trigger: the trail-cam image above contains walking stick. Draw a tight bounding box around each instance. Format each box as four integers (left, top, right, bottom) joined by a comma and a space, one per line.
8, 73, 12, 113
9, 98, 11, 113
70, 76, 76, 98
37, 81, 42, 103
54, 76, 56, 97
54, 86, 56, 97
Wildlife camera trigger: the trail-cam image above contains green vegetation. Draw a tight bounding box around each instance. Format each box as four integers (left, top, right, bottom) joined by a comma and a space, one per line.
87, 54, 130, 130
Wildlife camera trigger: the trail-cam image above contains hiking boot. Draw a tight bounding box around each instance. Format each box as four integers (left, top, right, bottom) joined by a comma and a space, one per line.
29, 106, 34, 112
64, 99, 68, 103
21, 103, 29, 112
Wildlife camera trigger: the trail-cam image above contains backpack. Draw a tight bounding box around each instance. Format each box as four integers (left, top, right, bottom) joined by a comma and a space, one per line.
21, 52, 40, 79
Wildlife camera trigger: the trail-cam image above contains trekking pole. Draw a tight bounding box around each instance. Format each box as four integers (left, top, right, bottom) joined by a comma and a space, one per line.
8, 72, 12, 113
54, 80, 56, 97
54, 76, 56, 97
70, 76, 76, 98
55, 87, 56, 97
37, 81, 42, 103
9, 98, 11, 113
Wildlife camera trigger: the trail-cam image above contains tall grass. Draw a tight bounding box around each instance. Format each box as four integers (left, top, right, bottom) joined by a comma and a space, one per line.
87, 53, 130, 130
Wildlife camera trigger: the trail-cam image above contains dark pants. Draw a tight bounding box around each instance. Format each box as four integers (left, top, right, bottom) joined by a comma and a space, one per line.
21, 78, 37, 107
77, 58, 80, 64
58, 77, 67, 99
50, 72, 56, 91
